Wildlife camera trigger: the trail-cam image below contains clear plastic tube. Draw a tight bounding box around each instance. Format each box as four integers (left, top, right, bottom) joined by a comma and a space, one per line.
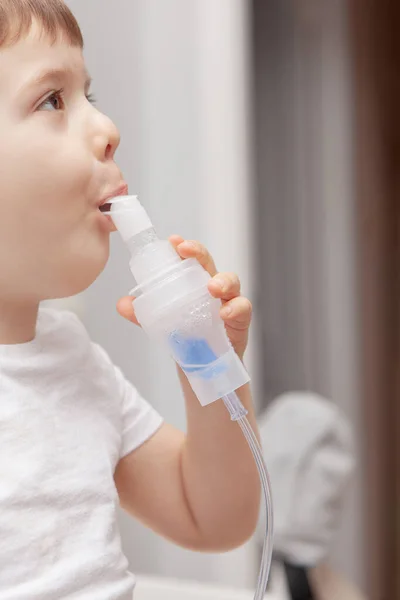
222, 391, 273, 600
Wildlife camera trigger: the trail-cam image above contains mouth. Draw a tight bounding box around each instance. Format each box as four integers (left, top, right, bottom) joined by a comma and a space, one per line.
98, 183, 129, 213
97, 183, 128, 232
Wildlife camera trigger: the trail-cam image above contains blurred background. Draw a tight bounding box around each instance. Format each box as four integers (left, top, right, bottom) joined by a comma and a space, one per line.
59, 1, 399, 599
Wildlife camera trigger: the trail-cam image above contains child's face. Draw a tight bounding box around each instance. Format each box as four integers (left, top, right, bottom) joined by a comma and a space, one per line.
0, 22, 124, 301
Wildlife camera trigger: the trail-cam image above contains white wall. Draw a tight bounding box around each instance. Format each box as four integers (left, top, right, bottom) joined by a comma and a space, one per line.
66, 0, 258, 589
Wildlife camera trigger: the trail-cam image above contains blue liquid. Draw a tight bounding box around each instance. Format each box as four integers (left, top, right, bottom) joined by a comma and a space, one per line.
169, 333, 225, 379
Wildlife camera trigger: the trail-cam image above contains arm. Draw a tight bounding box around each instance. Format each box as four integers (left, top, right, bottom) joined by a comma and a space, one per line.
114, 237, 261, 552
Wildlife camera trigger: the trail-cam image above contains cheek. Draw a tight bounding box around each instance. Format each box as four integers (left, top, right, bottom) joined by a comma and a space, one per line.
2, 143, 92, 208
0, 131, 95, 242
0, 190, 110, 299
0, 101, 115, 301
0, 132, 106, 296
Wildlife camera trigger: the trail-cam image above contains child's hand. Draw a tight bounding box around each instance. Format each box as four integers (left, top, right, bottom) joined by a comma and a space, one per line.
117, 235, 252, 359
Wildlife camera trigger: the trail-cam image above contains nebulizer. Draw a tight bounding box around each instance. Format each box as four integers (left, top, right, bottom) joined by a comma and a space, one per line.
103, 195, 273, 599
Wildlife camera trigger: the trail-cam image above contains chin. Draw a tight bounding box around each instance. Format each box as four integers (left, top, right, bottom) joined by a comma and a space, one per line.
47, 252, 110, 300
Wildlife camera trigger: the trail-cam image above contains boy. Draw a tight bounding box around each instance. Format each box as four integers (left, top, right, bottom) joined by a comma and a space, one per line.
0, 1, 260, 598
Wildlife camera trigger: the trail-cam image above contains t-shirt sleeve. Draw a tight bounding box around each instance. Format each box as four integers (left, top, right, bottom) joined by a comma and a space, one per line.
90, 342, 163, 459
114, 363, 164, 458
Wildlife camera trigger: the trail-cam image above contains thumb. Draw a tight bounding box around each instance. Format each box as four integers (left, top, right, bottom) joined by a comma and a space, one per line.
117, 296, 141, 327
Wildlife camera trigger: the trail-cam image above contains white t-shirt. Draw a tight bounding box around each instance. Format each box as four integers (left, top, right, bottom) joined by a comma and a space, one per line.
0, 308, 163, 599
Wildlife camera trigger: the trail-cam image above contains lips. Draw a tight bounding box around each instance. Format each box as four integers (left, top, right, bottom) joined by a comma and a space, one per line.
98, 183, 128, 212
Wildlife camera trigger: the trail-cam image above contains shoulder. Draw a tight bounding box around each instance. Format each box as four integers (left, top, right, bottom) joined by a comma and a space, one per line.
38, 306, 122, 376
36, 307, 122, 395
36, 306, 93, 368
38, 306, 90, 343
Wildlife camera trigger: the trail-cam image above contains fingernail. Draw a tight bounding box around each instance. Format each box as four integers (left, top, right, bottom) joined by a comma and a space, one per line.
214, 276, 226, 291
183, 241, 196, 250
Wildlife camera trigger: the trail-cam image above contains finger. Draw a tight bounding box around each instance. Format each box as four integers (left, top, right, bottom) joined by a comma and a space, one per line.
168, 234, 185, 252
117, 296, 140, 327
220, 296, 253, 330
208, 272, 241, 301
175, 240, 218, 276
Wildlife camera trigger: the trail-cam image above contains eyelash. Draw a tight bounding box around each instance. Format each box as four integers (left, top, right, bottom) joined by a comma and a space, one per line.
86, 92, 96, 105
38, 88, 97, 111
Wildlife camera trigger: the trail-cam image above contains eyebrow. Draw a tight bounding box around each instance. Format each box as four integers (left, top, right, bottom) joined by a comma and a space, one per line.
19, 67, 92, 95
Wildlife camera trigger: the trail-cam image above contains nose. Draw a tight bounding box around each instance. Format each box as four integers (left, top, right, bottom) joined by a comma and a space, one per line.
90, 109, 121, 162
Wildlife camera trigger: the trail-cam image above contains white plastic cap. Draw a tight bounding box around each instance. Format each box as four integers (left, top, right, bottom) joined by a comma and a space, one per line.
110, 195, 153, 242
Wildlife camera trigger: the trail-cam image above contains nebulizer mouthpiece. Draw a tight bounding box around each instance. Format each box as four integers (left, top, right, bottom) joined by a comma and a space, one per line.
110, 196, 181, 287
106, 194, 273, 598
108, 196, 153, 240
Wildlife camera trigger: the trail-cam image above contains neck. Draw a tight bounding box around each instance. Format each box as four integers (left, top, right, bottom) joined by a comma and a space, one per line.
0, 298, 39, 345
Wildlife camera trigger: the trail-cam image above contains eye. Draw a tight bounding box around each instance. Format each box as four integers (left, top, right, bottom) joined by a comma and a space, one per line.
38, 89, 65, 112
86, 92, 96, 105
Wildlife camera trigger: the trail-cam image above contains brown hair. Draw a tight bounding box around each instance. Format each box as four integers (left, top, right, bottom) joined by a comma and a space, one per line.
0, 0, 83, 48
